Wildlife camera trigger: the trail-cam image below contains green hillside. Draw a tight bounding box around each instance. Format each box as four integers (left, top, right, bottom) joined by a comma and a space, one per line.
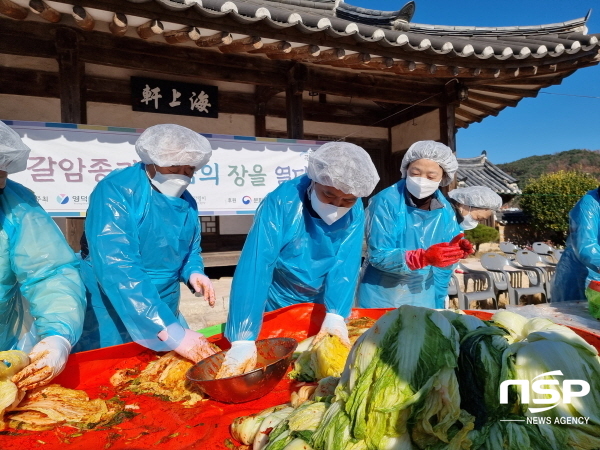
497, 149, 600, 186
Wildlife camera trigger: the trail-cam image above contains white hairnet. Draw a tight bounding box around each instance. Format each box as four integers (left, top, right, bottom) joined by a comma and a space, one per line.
307, 142, 379, 197
449, 186, 503, 210
400, 140, 458, 186
135, 124, 212, 170
0, 122, 31, 174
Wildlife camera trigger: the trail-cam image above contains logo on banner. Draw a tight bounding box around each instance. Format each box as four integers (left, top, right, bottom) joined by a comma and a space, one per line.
56, 194, 70, 204
242, 196, 252, 205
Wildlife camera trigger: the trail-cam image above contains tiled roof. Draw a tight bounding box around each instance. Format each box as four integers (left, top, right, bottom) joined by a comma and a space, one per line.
457, 151, 522, 195
136, 0, 598, 63
4, 0, 600, 128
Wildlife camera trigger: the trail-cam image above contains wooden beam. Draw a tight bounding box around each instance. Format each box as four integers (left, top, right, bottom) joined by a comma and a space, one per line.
29, 0, 60, 23
0, 0, 28, 20
455, 107, 484, 123
461, 99, 502, 117
327, 52, 371, 67
375, 104, 437, 128
195, 31, 232, 48
137, 19, 163, 40
0, 66, 410, 128
363, 57, 394, 70
219, 36, 262, 54
163, 27, 201, 44
269, 45, 320, 60
72, 6, 95, 31
455, 117, 469, 129
391, 61, 437, 76
108, 12, 127, 37
0, 18, 446, 102
302, 48, 345, 63
55, 27, 86, 124
248, 40, 291, 55
470, 85, 539, 98
466, 90, 520, 107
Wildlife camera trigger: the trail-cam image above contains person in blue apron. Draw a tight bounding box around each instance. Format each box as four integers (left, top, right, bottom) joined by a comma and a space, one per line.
358, 140, 468, 309
217, 142, 380, 378
448, 186, 502, 232
434, 185, 503, 307
0, 122, 85, 390
551, 188, 600, 303
73, 124, 216, 363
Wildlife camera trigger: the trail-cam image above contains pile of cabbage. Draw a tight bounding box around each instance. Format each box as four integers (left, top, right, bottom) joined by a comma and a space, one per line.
231, 305, 600, 450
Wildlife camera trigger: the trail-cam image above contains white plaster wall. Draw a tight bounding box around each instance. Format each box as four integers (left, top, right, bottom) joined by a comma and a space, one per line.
219, 215, 254, 235
87, 102, 254, 135
1, 94, 61, 122
266, 117, 388, 140
390, 109, 440, 153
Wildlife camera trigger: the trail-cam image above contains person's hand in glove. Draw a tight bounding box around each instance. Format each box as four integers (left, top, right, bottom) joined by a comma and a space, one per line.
458, 238, 475, 258
312, 313, 351, 349
12, 335, 71, 391
158, 324, 217, 363
405, 234, 465, 270
189, 273, 216, 307
215, 340, 257, 379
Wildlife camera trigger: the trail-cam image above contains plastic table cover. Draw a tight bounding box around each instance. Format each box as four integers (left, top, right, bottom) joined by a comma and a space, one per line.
1, 304, 598, 450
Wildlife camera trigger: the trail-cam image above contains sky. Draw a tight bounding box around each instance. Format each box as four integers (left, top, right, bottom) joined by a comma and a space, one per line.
350, 0, 600, 164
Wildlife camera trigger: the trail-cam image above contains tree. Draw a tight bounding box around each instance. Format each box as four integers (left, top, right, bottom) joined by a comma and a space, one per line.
464, 224, 499, 252
519, 170, 598, 244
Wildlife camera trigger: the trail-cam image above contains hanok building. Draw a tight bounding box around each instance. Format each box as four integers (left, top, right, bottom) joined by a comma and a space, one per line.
1, 0, 599, 252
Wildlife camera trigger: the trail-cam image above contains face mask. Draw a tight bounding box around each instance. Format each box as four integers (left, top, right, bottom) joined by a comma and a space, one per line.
309, 185, 351, 225
460, 213, 480, 230
405, 176, 440, 199
150, 171, 191, 198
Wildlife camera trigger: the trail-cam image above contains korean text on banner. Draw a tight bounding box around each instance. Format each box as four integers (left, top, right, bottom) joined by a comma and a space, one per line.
5, 121, 323, 217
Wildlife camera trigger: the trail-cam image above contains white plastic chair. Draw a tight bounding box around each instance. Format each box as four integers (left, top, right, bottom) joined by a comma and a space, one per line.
453, 263, 497, 309
499, 242, 519, 259
480, 253, 547, 306
514, 249, 554, 302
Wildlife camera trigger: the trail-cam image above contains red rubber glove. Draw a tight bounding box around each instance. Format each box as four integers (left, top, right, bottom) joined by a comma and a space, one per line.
406, 234, 465, 270
458, 238, 475, 258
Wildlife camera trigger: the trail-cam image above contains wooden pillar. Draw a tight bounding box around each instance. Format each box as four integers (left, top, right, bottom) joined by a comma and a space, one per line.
255, 86, 282, 138
255, 102, 266, 138
286, 63, 306, 139
66, 218, 85, 253
439, 80, 467, 192
439, 102, 456, 152
55, 27, 87, 250
55, 27, 86, 124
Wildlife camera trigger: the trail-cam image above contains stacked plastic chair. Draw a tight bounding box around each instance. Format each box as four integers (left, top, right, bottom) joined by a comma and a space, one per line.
451, 262, 497, 309
480, 253, 547, 306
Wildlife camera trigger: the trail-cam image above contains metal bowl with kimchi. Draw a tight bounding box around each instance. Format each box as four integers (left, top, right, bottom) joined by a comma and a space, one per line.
186, 337, 297, 404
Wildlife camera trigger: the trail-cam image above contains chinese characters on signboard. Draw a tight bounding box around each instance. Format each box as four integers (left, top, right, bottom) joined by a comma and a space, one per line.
131, 76, 219, 118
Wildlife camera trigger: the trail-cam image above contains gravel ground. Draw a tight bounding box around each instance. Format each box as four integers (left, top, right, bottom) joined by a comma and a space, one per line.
179, 277, 232, 331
